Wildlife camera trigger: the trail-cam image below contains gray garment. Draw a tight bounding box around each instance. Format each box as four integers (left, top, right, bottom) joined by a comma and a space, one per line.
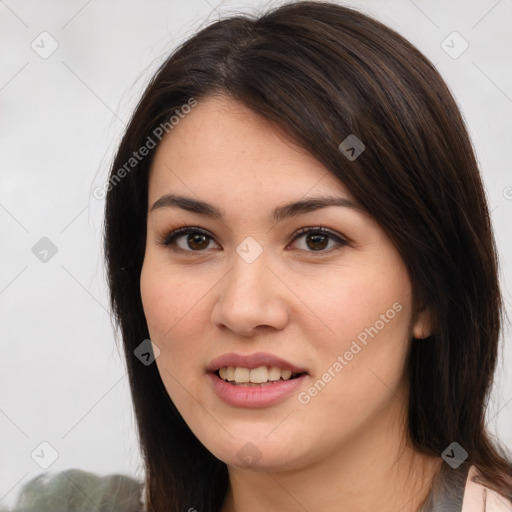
419, 462, 471, 512
9, 469, 144, 512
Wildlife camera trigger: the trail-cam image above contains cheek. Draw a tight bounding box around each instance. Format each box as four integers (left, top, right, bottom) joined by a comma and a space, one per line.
140, 252, 212, 386
300, 262, 412, 349
140, 259, 226, 449
141, 250, 199, 334
299, 261, 413, 408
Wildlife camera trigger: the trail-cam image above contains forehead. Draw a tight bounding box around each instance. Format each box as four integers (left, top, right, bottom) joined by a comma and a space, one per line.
148, 95, 351, 203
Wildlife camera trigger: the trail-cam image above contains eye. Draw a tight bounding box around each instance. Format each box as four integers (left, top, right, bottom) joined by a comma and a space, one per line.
159, 225, 349, 255
289, 226, 348, 253
159, 226, 219, 253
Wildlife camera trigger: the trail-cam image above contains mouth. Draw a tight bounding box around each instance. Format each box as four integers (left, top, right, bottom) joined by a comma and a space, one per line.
206, 352, 309, 407
208, 369, 308, 408
214, 366, 307, 386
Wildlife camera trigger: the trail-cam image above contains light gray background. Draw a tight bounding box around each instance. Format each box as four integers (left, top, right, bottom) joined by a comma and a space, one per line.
1, 0, 511, 508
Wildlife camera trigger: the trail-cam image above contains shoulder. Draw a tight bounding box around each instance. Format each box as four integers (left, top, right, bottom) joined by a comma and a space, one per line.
11, 468, 144, 512
462, 465, 512, 512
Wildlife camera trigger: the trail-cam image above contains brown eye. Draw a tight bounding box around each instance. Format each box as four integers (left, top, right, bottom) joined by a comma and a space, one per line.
161, 227, 220, 252
290, 227, 348, 253
305, 233, 329, 251
185, 233, 210, 250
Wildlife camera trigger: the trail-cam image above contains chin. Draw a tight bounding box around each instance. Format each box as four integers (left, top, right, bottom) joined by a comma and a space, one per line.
204, 435, 308, 472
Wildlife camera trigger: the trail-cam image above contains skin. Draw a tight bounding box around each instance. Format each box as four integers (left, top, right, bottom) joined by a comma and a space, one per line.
140, 95, 441, 512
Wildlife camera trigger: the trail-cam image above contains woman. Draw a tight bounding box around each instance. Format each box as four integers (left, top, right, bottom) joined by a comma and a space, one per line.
100, 1, 512, 511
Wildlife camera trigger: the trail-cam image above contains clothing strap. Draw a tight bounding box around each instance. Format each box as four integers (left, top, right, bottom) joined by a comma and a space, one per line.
418, 461, 471, 512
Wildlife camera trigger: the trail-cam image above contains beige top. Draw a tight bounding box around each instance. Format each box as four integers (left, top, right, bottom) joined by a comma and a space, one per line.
462, 465, 512, 512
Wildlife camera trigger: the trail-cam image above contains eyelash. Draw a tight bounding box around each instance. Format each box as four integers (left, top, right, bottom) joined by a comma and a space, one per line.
158, 225, 349, 256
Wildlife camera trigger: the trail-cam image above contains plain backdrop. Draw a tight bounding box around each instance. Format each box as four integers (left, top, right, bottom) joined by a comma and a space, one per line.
1, 0, 511, 508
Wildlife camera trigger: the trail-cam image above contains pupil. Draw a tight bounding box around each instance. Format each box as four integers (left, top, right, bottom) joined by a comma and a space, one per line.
188, 234, 208, 250
307, 233, 328, 251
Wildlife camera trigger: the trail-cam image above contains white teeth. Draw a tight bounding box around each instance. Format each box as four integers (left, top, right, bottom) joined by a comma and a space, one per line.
268, 366, 282, 381
249, 366, 268, 384
281, 369, 292, 380
217, 365, 300, 384
233, 367, 250, 383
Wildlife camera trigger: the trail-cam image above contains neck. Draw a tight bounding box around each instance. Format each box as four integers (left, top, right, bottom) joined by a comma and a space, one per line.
220, 396, 442, 512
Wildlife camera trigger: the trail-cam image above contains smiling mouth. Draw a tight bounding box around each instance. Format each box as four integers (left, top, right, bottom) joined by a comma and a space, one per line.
214, 366, 307, 386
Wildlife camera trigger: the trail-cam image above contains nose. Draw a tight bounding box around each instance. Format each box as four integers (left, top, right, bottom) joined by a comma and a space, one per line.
211, 250, 289, 337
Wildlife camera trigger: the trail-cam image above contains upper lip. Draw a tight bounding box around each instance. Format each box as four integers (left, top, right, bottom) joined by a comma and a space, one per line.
206, 352, 308, 374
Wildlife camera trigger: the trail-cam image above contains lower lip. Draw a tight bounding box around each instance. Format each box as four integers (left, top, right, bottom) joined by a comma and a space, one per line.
207, 372, 308, 408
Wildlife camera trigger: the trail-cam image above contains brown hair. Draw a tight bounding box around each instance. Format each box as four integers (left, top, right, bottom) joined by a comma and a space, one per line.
103, 1, 512, 510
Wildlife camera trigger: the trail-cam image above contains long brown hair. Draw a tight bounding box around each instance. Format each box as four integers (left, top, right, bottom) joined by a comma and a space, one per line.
103, 2, 512, 510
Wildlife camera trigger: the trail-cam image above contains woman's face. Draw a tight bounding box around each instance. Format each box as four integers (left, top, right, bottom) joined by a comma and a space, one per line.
140, 95, 429, 470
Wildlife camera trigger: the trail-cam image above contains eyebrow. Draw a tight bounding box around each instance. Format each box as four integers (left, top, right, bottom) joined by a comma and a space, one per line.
149, 193, 362, 223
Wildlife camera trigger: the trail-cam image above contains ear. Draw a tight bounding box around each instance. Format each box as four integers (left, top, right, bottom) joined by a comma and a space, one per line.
412, 307, 432, 339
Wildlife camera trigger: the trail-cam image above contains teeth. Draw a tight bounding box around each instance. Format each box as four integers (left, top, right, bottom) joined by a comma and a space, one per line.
250, 366, 268, 383
268, 366, 282, 381
233, 367, 250, 383
281, 369, 292, 380
217, 365, 300, 384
